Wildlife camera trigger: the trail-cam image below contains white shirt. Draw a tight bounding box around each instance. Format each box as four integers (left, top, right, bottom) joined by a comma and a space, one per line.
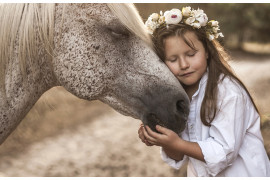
161, 72, 270, 177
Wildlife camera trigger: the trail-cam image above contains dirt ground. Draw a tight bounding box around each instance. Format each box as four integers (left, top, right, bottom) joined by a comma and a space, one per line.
0, 51, 269, 177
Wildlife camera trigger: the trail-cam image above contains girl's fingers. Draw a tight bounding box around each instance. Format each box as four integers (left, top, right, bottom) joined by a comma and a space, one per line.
138, 126, 143, 135
138, 125, 160, 146
142, 126, 157, 143
155, 125, 170, 135
139, 133, 144, 141
147, 139, 158, 146
139, 133, 147, 143
145, 140, 154, 146
145, 125, 163, 139
138, 126, 147, 142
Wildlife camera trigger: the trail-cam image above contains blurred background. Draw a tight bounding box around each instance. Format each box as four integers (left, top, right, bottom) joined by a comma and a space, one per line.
137, 3, 270, 53
0, 3, 269, 177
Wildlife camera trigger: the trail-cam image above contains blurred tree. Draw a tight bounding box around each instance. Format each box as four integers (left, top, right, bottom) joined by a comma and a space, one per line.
135, 3, 270, 50
208, 4, 270, 49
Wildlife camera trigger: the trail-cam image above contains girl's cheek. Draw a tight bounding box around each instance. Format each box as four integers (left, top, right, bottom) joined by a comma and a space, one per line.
166, 64, 178, 74
172, 68, 180, 76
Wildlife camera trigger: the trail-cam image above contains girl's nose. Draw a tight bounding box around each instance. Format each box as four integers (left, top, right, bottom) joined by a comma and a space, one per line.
179, 59, 190, 70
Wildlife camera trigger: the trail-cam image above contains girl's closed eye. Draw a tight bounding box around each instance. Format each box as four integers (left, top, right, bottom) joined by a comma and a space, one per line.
167, 57, 178, 63
186, 50, 198, 57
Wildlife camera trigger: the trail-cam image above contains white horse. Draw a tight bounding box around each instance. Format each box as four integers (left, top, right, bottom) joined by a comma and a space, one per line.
0, 3, 189, 144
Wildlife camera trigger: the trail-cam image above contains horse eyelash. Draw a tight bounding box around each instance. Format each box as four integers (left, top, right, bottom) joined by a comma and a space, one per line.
108, 28, 129, 39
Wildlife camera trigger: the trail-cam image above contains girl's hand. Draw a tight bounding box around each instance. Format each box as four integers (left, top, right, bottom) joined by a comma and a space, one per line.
143, 125, 182, 150
140, 124, 205, 162
138, 123, 154, 146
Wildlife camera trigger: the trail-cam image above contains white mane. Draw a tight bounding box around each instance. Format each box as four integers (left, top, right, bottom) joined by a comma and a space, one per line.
0, 4, 55, 92
0, 3, 152, 93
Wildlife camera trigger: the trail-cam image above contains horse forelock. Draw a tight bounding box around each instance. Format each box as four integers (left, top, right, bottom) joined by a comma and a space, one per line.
107, 4, 153, 48
0, 3, 55, 94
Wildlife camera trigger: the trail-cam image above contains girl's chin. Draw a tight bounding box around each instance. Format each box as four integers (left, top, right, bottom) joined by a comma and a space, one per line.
179, 79, 196, 86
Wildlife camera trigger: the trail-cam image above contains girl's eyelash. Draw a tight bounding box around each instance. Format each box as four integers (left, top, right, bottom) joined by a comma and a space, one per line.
187, 50, 198, 57
187, 53, 195, 57
170, 58, 177, 62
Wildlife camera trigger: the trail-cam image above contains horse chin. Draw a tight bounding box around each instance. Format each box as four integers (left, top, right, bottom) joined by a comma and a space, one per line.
143, 113, 187, 136
143, 113, 165, 133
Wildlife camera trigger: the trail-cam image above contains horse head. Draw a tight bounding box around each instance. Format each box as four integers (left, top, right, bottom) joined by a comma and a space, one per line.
53, 4, 189, 134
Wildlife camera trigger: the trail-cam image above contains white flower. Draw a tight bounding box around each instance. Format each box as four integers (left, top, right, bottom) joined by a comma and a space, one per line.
192, 22, 201, 29
158, 16, 165, 24
208, 34, 215, 41
145, 19, 159, 34
215, 32, 224, 38
191, 8, 208, 27
185, 16, 195, 25
144, 6, 223, 41
196, 13, 208, 26
164, 9, 182, 24
193, 9, 204, 18
150, 13, 159, 21
212, 26, 220, 33
182, 6, 191, 17
209, 20, 219, 27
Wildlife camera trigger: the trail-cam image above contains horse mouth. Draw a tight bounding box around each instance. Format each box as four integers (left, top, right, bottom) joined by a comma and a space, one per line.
144, 113, 187, 135
145, 113, 166, 133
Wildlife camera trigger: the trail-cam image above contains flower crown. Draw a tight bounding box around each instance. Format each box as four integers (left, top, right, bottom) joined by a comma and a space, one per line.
145, 6, 224, 41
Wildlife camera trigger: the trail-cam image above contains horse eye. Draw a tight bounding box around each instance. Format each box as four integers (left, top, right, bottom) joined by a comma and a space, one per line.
108, 28, 129, 39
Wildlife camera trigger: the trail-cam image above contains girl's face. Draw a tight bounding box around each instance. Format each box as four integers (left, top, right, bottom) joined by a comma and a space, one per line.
164, 31, 208, 90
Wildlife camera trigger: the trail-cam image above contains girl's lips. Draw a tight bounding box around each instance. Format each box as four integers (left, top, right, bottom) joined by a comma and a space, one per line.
180, 72, 194, 77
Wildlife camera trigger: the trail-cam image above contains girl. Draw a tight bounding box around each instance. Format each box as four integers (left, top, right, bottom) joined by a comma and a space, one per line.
138, 7, 270, 176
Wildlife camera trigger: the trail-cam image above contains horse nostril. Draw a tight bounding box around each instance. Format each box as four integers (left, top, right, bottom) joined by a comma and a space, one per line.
176, 100, 185, 113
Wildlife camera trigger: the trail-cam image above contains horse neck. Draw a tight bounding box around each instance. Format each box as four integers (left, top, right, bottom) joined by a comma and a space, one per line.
0, 39, 58, 144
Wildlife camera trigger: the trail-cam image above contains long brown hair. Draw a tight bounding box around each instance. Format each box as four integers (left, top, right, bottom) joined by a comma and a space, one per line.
152, 24, 259, 126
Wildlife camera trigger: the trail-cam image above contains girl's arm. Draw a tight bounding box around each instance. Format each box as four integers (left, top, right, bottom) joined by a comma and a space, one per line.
162, 146, 184, 161
142, 125, 205, 162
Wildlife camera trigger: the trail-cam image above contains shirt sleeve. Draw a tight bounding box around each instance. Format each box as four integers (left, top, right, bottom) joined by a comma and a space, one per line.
197, 92, 253, 176
160, 147, 188, 170
160, 127, 190, 169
